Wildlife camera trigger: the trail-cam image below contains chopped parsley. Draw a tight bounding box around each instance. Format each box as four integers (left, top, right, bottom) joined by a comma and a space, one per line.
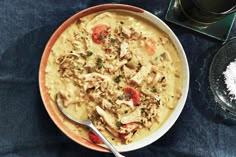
111, 38, 116, 43
86, 51, 93, 57
124, 94, 131, 100
120, 21, 124, 24
97, 64, 103, 69
151, 87, 157, 93
118, 95, 124, 99
116, 121, 123, 128
98, 34, 105, 40
118, 94, 131, 100
114, 75, 121, 83
96, 57, 103, 69
97, 57, 102, 63
124, 110, 128, 114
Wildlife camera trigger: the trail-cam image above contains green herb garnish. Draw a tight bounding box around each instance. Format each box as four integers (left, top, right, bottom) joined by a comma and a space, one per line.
98, 64, 103, 69
124, 110, 128, 114
86, 51, 93, 57
111, 38, 116, 43
118, 95, 124, 99
96, 57, 103, 69
116, 121, 123, 128
120, 21, 124, 24
99, 34, 105, 40
151, 87, 157, 93
124, 94, 131, 100
97, 57, 102, 64
114, 75, 121, 83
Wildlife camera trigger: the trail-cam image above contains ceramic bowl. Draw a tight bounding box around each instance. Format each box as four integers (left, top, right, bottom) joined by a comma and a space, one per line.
39, 4, 189, 152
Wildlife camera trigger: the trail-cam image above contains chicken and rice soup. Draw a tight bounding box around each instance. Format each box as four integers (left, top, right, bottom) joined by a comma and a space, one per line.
45, 11, 183, 145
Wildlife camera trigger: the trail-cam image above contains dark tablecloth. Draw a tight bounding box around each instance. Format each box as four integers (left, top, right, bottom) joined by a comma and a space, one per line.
0, 0, 236, 157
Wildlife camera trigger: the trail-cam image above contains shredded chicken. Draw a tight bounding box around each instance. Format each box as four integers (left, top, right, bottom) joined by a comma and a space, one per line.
131, 63, 152, 85
116, 99, 134, 108
119, 123, 139, 134
121, 26, 132, 38
96, 106, 118, 130
120, 42, 129, 58
120, 108, 142, 124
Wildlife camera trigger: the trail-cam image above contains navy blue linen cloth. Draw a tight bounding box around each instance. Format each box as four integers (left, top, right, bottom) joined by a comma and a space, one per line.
0, 0, 236, 157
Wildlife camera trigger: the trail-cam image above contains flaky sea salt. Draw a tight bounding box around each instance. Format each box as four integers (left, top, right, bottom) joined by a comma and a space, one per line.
223, 59, 236, 101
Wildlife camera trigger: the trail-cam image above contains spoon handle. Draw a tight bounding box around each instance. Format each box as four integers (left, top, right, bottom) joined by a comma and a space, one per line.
88, 122, 125, 157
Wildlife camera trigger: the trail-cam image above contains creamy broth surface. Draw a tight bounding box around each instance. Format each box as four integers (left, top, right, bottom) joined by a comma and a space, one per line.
45, 11, 183, 145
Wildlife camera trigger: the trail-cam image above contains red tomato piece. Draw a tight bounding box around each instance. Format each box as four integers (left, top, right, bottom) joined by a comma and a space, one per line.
118, 133, 128, 142
145, 38, 156, 55
119, 123, 139, 142
124, 87, 140, 105
121, 122, 139, 133
121, 122, 139, 130
92, 24, 110, 44
88, 130, 103, 144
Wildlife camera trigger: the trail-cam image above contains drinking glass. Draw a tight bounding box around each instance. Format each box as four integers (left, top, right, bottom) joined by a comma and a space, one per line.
178, 0, 236, 23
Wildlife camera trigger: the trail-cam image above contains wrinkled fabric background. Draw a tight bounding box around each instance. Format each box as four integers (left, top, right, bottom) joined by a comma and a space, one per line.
0, 0, 236, 157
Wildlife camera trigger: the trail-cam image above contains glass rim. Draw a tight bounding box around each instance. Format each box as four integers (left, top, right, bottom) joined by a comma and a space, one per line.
191, 0, 236, 15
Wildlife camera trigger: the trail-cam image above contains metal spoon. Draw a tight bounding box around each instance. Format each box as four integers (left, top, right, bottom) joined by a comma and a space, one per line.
56, 93, 125, 157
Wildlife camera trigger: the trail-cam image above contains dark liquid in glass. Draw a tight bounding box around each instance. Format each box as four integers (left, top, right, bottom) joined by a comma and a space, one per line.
179, 0, 236, 23
194, 0, 236, 13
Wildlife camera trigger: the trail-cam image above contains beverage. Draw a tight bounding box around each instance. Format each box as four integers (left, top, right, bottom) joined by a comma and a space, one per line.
194, 0, 236, 13
179, 0, 236, 23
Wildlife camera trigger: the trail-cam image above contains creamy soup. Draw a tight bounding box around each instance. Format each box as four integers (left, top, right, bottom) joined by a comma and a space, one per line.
45, 11, 183, 145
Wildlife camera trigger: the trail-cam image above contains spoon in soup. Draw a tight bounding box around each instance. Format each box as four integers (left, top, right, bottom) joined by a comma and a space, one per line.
56, 93, 125, 157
